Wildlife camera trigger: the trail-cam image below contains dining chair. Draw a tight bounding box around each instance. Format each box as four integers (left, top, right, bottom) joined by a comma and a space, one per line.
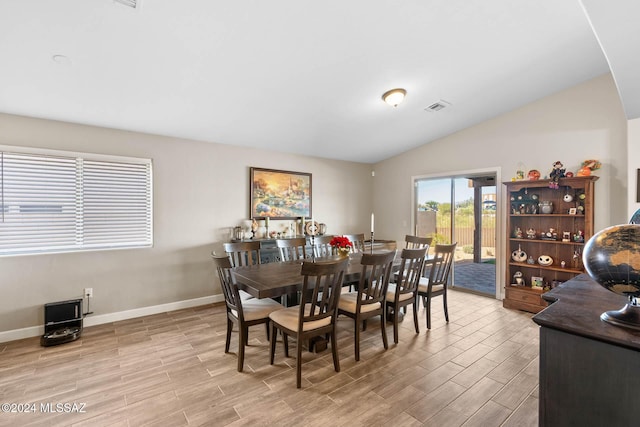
223, 241, 262, 267
269, 257, 348, 388
404, 234, 432, 249
276, 237, 308, 261
212, 249, 254, 301
338, 250, 396, 361
385, 247, 427, 344
312, 235, 334, 258
212, 255, 284, 372
417, 243, 457, 329
344, 233, 366, 253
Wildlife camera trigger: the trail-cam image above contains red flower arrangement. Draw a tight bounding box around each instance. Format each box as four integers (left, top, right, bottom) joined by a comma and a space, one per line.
330, 236, 353, 250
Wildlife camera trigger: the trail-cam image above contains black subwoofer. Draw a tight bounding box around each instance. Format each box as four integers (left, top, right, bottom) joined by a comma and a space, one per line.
40, 299, 83, 347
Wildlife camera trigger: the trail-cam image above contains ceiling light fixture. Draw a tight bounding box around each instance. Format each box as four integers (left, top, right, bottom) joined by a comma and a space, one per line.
382, 88, 406, 107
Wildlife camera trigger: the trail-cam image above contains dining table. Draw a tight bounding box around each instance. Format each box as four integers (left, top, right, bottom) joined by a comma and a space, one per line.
232, 251, 400, 301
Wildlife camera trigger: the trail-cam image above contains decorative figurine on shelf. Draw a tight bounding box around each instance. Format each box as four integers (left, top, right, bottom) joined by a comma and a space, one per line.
565, 171, 574, 177
548, 161, 565, 189
541, 228, 557, 240
577, 159, 601, 177
561, 260, 566, 268
527, 255, 535, 265
513, 271, 525, 286
526, 228, 537, 239
527, 169, 541, 180
511, 244, 527, 262
562, 231, 571, 242
514, 227, 523, 239
538, 255, 554, 266
251, 218, 258, 239
572, 249, 583, 269
573, 230, 585, 243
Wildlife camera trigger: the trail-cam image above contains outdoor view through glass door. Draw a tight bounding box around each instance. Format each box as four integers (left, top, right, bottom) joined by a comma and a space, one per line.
415, 174, 497, 296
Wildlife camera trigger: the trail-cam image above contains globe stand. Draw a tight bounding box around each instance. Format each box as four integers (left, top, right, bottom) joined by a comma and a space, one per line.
601, 296, 640, 331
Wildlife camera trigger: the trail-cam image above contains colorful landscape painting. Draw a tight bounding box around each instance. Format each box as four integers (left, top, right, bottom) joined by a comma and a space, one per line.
250, 168, 311, 219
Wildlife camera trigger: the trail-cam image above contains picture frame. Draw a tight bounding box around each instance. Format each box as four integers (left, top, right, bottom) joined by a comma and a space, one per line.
250, 167, 312, 219
531, 276, 544, 289
568, 207, 577, 215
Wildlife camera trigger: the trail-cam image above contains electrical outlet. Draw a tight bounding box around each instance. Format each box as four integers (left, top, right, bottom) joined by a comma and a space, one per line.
84, 288, 93, 298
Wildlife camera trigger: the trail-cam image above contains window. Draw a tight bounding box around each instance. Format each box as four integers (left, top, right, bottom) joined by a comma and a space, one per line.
0, 146, 152, 256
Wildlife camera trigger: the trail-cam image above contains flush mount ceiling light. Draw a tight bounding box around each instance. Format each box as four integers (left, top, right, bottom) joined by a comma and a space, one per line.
382, 88, 407, 107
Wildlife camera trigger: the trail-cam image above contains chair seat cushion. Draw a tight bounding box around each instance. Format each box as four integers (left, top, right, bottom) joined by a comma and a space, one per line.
269, 304, 332, 332
338, 292, 381, 314
417, 278, 445, 294
386, 284, 415, 302
239, 290, 254, 301
232, 298, 283, 321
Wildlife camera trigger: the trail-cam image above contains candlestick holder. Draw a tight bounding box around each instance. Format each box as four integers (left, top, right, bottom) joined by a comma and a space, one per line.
310, 233, 316, 263
370, 232, 374, 254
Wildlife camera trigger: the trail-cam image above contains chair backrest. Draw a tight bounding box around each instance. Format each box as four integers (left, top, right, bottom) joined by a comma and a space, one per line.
212, 254, 243, 318
394, 247, 428, 300
405, 235, 432, 250
426, 243, 457, 291
356, 251, 396, 307
223, 241, 261, 267
344, 233, 366, 253
298, 258, 349, 329
276, 237, 308, 261
312, 235, 334, 257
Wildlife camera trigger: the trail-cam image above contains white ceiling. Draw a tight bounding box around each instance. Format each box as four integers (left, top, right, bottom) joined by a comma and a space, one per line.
0, 1, 623, 163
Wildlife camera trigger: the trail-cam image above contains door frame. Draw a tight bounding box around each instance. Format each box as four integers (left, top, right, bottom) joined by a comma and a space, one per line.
411, 167, 504, 300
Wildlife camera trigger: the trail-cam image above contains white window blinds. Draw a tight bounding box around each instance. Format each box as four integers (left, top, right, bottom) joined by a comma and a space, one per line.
0, 148, 152, 256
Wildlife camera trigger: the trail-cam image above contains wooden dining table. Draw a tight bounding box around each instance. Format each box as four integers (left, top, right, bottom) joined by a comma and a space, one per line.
232, 251, 399, 300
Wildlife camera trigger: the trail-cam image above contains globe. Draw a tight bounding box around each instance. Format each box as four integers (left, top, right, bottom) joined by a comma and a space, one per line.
583, 224, 640, 329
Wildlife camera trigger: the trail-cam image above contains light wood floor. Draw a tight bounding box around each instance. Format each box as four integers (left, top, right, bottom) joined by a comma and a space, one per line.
0, 290, 539, 426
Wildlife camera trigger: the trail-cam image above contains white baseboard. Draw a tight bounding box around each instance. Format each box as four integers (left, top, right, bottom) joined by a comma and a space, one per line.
0, 294, 225, 344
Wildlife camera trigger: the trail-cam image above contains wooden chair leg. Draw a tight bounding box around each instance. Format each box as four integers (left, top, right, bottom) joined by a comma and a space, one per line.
331, 329, 340, 372
427, 297, 432, 329
283, 333, 289, 357
244, 326, 249, 346
380, 309, 388, 350
296, 336, 303, 388
225, 318, 232, 353
393, 305, 399, 344
354, 319, 361, 361
237, 326, 245, 372
443, 291, 449, 322
265, 321, 270, 341
269, 323, 277, 365
412, 300, 419, 334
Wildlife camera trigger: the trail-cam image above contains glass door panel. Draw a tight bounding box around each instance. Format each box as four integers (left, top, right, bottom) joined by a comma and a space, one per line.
415, 174, 496, 296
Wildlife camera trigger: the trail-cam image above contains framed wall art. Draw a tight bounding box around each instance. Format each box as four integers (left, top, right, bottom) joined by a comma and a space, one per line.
250, 167, 312, 219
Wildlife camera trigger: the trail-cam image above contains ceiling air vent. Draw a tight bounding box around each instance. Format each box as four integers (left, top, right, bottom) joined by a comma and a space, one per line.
424, 100, 451, 112
113, 0, 139, 8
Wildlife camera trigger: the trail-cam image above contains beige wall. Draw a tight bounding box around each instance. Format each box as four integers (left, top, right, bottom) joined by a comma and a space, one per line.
0, 114, 373, 335
374, 74, 628, 288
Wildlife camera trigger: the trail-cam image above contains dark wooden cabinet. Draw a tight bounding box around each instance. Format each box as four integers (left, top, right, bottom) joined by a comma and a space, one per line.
503, 176, 597, 313
533, 274, 640, 426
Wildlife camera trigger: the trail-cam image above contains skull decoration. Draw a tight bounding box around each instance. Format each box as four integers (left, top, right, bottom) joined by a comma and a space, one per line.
511, 245, 527, 263
538, 255, 553, 266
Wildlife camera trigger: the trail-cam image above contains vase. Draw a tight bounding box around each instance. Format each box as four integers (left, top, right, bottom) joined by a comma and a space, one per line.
336, 248, 350, 258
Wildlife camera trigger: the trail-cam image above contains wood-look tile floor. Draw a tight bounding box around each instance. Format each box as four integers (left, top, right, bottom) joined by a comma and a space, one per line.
0, 290, 539, 427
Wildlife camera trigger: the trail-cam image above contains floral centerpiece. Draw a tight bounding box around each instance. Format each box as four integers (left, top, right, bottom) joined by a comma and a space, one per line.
330, 235, 353, 257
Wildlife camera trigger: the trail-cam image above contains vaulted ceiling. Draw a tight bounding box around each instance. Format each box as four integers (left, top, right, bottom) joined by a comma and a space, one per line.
0, 1, 633, 163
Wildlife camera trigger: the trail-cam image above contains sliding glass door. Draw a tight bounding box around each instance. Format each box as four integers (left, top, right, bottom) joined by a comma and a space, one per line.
415, 174, 497, 296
